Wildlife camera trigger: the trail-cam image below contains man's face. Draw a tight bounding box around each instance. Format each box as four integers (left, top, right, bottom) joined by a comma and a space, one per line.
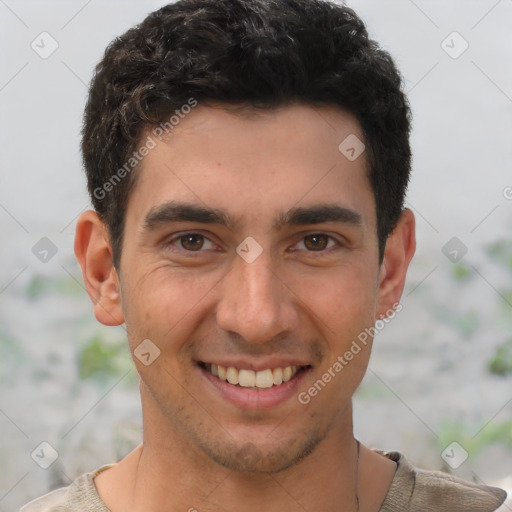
116, 104, 387, 472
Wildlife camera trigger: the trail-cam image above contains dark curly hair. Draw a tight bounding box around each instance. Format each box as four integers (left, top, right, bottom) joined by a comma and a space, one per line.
82, 0, 412, 270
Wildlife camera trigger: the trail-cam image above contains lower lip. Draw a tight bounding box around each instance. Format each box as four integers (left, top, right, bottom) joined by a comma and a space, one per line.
199, 365, 311, 410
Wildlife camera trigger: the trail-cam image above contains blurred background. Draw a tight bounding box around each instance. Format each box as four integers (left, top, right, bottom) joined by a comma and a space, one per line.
1, 0, 511, 509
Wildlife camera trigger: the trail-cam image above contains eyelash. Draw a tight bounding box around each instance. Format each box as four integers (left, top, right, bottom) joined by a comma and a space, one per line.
165, 232, 341, 255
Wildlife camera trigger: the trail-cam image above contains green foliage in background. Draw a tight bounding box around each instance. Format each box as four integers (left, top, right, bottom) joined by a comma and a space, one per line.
429, 302, 480, 338
450, 262, 472, 282
486, 239, 512, 270
426, 260, 478, 338
77, 334, 136, 387
437, 419, 512, 462
25, 275, 85, 300
0, 329, 25, 382
488, 339, 512, 376
0, 330, 23, 358
485, 239, 512, 376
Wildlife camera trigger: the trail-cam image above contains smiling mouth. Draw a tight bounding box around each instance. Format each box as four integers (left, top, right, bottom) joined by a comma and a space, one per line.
199, 362, 310, 390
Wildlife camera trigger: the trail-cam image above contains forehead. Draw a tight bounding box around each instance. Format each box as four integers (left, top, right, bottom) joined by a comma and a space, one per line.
126, 103, 375, 231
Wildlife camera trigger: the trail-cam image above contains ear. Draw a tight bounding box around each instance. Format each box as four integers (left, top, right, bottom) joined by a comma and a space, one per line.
376, 208, 416, 318
74, 210, 124, 326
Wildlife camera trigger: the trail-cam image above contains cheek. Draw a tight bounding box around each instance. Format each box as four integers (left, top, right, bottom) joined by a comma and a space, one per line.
122, 266, 221, 349
293, 264, 378, 339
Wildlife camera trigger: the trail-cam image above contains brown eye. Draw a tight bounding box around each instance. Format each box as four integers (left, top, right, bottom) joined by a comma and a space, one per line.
303, 234, 330, 251
180, 234, 205, 251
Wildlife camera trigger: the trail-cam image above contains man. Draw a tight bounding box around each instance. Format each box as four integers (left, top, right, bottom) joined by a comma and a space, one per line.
21, 0, 508, 510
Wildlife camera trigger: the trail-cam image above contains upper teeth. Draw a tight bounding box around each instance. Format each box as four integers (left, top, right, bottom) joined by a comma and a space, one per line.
209, 364, 300, 389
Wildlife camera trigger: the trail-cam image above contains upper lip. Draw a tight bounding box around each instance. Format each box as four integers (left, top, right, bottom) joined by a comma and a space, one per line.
198, 358, 311, 372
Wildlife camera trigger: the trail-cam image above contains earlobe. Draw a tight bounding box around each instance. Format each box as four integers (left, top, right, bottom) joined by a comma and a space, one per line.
376, 208, 416, 318
74, 210, 124, 326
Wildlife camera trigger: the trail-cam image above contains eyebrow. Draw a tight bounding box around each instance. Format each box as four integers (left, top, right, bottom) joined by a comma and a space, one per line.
142, 201, 362, 232
273, 205, 362, 231
143, 201, 236, 231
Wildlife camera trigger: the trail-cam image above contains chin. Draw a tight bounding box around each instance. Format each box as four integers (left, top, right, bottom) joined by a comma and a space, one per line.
196, 428, 323, 474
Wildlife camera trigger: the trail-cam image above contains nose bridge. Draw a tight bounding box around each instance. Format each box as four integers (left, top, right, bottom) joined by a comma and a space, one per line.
240, 257, 278, 309
216, 253, 294, 344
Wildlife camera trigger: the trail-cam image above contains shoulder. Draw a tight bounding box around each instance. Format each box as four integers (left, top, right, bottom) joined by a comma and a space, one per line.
378, 451, 508, 512
19, 465, 113, 512
494, 476, 512, 511
19, 488, 68, 512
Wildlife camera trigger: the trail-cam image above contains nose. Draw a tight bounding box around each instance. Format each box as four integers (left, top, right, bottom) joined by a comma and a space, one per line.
215, 253, 299, 345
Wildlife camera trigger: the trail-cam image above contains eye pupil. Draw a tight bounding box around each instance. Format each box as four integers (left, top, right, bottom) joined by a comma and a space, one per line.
304, 234, 328, 251
181, 234, 204, 251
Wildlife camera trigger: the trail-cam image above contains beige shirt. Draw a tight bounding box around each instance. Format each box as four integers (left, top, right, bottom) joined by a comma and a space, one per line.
20, 451, 508, 511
